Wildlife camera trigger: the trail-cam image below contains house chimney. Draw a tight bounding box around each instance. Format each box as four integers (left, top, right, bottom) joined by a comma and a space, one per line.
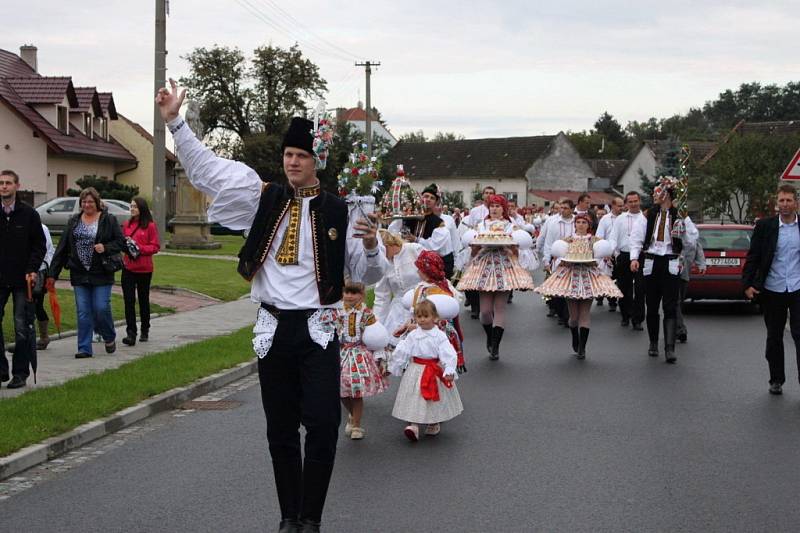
20, 45, 38, 72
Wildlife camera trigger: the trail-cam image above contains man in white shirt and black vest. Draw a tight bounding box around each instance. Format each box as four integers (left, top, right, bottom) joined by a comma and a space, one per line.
157, 80, 385, 533
630, 182, 696, 364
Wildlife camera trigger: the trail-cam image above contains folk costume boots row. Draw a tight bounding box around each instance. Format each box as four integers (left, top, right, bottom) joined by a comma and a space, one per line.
646, 318, 677, 363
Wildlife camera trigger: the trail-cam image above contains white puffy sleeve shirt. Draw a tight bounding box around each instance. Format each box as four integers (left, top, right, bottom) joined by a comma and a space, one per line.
388, 326, 458, 377
169, 116, 385, 309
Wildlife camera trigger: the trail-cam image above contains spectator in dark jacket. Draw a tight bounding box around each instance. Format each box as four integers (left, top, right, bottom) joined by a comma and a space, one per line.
121, 197, 160, 346
48, 187, 125, 359
0, 169, 46, 388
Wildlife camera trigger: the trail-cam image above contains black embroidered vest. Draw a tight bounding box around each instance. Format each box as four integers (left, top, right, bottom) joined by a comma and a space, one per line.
238, 183, 348, 305
642, 207, 683, 256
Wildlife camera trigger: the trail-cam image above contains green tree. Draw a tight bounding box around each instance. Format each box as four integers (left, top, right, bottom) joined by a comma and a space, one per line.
67, 176, 139, 202
594, 112, 631, 155
179, 44, 327, 182
431, 131, 466, 142
399, 130, 427, 143
694, 133, 800, 223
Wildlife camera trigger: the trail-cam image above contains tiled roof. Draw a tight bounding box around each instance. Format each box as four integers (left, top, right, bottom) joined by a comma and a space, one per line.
97, 92, 118, 119
73, 86, 103, 115
0, 49, 37, 78
4, 76, 78, 106
587, 159, 628, 180
387, 135, 556, 181
0, 79, 136, 162
118, 114, 177, 162
736, 120, 800, 136
643, 140, 717, 166
338, 107, 379, 122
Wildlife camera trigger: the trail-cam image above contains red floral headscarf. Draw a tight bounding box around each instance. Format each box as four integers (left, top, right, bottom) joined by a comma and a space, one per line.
414, 251, 450, 293
485, 194, 510, 221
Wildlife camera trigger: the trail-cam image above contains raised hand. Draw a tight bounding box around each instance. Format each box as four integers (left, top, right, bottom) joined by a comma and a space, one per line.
155, 78, 186, 123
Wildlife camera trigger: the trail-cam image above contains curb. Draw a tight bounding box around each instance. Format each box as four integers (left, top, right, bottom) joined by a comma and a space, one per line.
0, 359, 257, 481
33, 314, 168, 343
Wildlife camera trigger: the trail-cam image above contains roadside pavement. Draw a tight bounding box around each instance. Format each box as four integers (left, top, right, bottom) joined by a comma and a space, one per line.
53, 280, 221, 313
0, 297, 257, 400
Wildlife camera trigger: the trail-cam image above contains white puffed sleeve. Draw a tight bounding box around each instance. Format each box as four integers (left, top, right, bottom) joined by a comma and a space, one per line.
171, 116, 262, 231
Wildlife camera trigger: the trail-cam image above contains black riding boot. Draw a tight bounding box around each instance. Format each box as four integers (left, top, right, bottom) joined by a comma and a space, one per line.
490, 326, 504, 360
663, 318, 677, 364
483, 324, 493, 355
577, 327, 589, 360
570, 327, 579, 354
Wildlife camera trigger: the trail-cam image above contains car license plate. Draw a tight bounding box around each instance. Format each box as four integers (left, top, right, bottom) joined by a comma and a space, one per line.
707, 258, 740, 266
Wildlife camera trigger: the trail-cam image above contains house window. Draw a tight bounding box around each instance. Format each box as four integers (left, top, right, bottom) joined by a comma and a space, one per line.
57, 174, 67, 196
84, 114, 93, 137
57, 106, 69, 133
101, 118, 108, 140
505, 192, 518, 204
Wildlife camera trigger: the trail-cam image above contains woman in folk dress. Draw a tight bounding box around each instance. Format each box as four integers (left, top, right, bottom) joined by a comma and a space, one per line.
457, 195, 534, 360
534, 213, 622, 359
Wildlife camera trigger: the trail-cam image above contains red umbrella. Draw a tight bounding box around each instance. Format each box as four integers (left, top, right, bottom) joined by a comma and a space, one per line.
46, 278, 62, 336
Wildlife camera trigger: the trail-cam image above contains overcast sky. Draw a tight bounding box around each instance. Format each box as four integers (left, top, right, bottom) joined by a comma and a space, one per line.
2, 0, 798, 139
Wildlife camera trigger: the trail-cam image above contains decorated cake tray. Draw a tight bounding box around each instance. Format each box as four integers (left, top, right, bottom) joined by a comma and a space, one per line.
472, 233, 516, 246
560, 257, 597, 264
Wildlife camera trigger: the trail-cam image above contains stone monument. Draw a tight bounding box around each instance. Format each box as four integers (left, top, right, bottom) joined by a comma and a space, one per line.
166, 100, 222, 250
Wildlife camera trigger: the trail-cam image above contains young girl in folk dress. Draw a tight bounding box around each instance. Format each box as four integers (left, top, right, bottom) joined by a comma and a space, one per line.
395, 251, 466, 373
389, 299, 463, 442
338, 282, 390, 440
534, 213, 621, 359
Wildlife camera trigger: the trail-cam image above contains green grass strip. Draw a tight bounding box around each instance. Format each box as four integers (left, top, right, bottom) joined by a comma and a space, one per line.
0, 326, 254, 457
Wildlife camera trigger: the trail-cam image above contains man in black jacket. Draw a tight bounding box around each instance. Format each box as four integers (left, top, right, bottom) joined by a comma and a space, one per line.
743, 184, 800, 395
0, 169, 46, 389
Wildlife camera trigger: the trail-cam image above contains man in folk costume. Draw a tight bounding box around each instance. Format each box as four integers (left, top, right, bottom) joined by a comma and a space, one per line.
157, 81, 386, 533
609, 192, 647, 330
630, 178, 697, 364
392, 183, 454, 279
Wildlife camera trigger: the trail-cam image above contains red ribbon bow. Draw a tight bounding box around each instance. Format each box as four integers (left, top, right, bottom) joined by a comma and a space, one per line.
413, 357, 452, 401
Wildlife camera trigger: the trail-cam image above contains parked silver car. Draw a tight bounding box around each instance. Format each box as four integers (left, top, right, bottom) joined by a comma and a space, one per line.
36, 196, 132, 234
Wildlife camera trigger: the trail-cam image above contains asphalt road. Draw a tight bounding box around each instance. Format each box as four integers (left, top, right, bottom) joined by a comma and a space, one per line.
2, 292, 799, 533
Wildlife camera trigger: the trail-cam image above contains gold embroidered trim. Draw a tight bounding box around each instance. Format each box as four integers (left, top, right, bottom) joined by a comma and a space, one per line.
310, 211, 321, 282
259, 200, 292, 266
276, 198, 302, 265
348, 312, 357, 337
294, 183, 320, 198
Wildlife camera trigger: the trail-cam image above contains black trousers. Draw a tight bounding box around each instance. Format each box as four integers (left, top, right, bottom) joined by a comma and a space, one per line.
257, 309, 340, 523
615, 252, 645, 324
121, 269, 152, 336
643, 254, 680, 343
760, 289, 800, 385
0, 286, 33, 379
552, 297, 569, 323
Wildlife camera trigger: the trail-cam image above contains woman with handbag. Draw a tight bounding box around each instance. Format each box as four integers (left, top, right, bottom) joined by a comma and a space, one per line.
121, 197, 160, 346
48, 187, 125, 358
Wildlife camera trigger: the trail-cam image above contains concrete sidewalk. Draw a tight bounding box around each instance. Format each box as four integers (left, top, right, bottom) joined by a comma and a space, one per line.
0, 298, 258, 400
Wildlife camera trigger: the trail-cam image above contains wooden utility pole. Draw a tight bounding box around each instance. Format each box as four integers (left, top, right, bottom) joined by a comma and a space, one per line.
152, 0, 167, 235
355, 61, 380, 157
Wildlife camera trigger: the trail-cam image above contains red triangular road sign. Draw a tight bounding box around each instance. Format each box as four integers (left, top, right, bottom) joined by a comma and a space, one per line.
782, 148, 800, 180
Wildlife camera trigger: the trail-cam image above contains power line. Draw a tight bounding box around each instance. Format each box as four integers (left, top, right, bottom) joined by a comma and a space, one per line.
233, 0, 355, 63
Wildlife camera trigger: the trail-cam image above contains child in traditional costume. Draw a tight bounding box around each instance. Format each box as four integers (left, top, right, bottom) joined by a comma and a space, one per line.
389, 299, 463, 441
337, 282, 390, 440
534, 213, 622, 359
457, 194, 534, 360
396, 250, 466, 373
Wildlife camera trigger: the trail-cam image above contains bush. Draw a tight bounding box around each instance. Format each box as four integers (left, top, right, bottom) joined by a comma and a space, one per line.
67, 175, 140, 201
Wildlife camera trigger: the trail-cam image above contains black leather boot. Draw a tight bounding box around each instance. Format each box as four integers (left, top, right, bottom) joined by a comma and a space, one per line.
648, 342, 659, 357
279, 518, 301, 533
490, 326, 504, 360
663, 318, 677, 364
482, 324, 493, 355
299, 519, 321, 532
570, 327, 579, 353
577, 327, 589, 360
273, 459, 302, 527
